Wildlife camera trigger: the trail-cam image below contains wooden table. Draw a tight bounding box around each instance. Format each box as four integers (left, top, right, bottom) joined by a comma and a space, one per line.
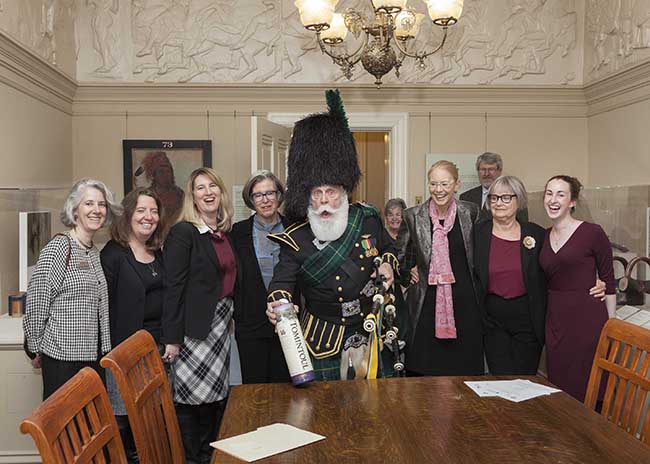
212, 376, 650, 463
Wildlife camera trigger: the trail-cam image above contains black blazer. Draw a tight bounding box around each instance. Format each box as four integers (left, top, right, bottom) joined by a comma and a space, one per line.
231, 215, 289, 340
162, 221, 234, 344
472, 220, 546, 344
100, 240, 164, 347
460, 186, 529, 223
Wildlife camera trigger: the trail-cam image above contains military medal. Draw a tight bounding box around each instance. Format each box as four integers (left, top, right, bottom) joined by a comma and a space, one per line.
361, 235, 378, 257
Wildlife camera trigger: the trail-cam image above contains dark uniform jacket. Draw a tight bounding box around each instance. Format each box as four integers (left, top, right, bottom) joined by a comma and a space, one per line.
267, 204, 399, 359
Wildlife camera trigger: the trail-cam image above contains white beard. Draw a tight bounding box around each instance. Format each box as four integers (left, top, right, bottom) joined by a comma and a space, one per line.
308, 195, 349, 242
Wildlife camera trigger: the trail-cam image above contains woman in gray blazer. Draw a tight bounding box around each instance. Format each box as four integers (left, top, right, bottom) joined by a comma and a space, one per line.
400, 161, 483, 376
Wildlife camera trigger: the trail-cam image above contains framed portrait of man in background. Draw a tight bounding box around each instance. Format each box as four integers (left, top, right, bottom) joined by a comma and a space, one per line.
123, 140, 212, 223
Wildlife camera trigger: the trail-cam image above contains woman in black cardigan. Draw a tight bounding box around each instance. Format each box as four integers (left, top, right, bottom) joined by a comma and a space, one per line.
162, 168, 236, 464
231, 170, 289, 383
101, 187, 166, 462
473, 176, 605, 375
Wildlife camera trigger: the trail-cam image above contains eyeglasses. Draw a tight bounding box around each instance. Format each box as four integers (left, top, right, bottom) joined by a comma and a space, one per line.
429, 181, 455, 190
488, 194, 517, 204
311, 187, 342, 201
251, 190, 278, 203
479, 167, 499, 174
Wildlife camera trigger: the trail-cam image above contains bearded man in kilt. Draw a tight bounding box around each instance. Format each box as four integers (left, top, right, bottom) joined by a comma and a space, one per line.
266, 90, 401, 381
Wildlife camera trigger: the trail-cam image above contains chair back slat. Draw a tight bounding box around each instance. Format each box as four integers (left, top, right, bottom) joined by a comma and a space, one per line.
20, 367, 127, 463
101, 330, 185, 464
585, 319, 650, 444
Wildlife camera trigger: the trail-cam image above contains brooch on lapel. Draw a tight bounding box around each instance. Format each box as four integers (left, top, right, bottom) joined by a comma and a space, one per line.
523, 236, 536, 250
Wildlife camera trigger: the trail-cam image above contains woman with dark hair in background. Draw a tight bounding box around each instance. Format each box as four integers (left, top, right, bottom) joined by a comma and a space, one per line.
101, 187, 166, 462
24, 178, 121, 399
231, 170, 290, 383
163, 167, 236, 464
540, 175, 616, 402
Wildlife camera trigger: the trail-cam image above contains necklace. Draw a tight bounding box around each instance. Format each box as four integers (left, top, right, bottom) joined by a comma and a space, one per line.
147, 261, 158, 277
72, 230, 93, 249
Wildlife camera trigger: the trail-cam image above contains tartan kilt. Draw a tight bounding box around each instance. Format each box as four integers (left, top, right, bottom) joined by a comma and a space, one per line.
171, 298, 233, 405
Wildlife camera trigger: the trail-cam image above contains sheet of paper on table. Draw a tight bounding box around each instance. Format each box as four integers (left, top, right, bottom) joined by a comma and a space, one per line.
464, 379, 561, 403
210, 423, 325, 462
616, 305, 640, 320
625, 309, 650, 327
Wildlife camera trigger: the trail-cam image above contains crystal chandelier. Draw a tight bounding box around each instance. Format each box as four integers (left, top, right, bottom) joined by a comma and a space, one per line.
295, 0, 463, 87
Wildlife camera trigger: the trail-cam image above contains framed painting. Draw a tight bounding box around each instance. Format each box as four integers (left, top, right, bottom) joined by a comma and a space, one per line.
19, 211, 51, 292
123, 140, 212, 222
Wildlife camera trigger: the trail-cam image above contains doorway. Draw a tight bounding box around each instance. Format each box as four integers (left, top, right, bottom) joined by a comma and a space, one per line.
351, 131, 389, 212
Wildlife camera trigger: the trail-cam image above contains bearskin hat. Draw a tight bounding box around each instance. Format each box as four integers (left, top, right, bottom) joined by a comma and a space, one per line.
283, 89, 361, 223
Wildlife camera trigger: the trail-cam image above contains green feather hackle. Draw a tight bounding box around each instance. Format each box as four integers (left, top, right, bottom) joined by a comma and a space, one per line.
325, 89, 349, 131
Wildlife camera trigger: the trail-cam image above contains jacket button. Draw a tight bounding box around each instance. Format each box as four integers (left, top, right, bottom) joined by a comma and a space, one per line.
361, 266, 365, 271
338, 297, 343, 303
337, 287, 343, 292
341, 317, 346, 323
335, 275, 340, 281
359, 254, 364, 259
355, 243, 360, 247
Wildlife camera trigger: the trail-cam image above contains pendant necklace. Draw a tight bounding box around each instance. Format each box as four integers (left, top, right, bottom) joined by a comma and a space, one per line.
147, 261, 158, 277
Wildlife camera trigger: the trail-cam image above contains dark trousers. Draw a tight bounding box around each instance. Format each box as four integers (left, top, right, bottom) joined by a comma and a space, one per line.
41, 354, 104, 400
237, 335, 289, 384
175, 400, 227, 464
484, 294, 542, 375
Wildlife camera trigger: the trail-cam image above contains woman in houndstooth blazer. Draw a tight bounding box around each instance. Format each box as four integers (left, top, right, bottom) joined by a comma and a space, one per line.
23, 179, 122, 400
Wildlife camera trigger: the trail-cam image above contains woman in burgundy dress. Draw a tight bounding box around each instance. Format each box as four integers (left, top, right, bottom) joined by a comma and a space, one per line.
539, 175, 616, 402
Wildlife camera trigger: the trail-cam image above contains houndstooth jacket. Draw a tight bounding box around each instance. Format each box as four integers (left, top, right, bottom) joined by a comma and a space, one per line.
23, 232, 111, 361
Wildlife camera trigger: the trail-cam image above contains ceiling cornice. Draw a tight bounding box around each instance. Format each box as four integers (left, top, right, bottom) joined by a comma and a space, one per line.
584, 59, 650, 116
0, 32, 76, 115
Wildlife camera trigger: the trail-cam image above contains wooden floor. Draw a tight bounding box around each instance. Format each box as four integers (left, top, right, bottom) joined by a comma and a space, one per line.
212, 376, 650, 463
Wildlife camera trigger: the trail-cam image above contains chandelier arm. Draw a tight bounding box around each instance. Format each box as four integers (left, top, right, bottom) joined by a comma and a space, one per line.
391, 26, 449, 60
316, 31, 369, 68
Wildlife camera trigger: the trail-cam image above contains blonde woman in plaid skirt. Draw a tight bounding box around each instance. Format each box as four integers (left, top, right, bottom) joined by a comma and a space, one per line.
162, 168, 236, 464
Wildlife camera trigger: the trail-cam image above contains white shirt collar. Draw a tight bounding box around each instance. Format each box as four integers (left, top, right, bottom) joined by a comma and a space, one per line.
194, 219, 212, 235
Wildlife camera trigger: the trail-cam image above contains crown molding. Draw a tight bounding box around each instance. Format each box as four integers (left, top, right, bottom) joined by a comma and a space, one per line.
0, 32, 76, 115
73, 83, 587, 118
585, 59, 650, 116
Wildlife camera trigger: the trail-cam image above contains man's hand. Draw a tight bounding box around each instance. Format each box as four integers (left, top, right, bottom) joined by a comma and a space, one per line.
162, 344, 180, 363
31, 354, 41, 369
266, 300, 299, 327
377, 262, 394, 290
589, 278, 607, 301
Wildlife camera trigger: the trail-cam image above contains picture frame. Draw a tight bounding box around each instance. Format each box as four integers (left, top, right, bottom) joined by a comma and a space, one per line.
123, 139, 212, 222
19, 211, 51, 292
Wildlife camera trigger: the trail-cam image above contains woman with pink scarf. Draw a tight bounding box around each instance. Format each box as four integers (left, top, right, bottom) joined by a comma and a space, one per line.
400, 160, 483, 375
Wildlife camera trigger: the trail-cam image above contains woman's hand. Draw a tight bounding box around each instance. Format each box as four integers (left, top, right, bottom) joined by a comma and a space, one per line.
162, 344, 180, 363
589, 279, 606, 301
31, 354, 41, 369
410, 266, 419, 285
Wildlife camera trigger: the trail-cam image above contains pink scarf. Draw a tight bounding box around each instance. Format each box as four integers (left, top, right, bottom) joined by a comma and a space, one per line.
428, 200, 458, 339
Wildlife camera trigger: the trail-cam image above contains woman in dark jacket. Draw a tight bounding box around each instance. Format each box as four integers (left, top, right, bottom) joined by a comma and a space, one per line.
162, 168, 236, 464
101, 187, 166, 462
472, 176, 546, 375
231, 170, 289, 383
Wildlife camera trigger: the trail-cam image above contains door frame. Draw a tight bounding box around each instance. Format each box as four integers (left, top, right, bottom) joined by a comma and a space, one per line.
266, 112, 409, 202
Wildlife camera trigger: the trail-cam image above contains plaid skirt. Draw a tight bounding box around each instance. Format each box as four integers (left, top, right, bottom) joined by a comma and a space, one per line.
171, 298, 233, 405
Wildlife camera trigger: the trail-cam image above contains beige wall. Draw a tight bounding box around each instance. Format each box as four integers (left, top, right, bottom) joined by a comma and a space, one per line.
72, 86, 589, 208
588, 99, 650, 186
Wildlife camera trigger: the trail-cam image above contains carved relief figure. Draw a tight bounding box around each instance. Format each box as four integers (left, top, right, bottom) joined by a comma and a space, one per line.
37, 0, 57, 65
87, 0, 119, 73
632, 0, 650, 48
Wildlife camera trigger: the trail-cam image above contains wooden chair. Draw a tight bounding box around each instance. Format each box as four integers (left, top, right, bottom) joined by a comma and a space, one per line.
100, 330, 184, 463
585, 318, 650, 443
20, 367, 126, 463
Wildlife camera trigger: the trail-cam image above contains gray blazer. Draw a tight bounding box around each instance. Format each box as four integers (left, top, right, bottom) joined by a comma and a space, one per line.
399, 199, 479, 345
